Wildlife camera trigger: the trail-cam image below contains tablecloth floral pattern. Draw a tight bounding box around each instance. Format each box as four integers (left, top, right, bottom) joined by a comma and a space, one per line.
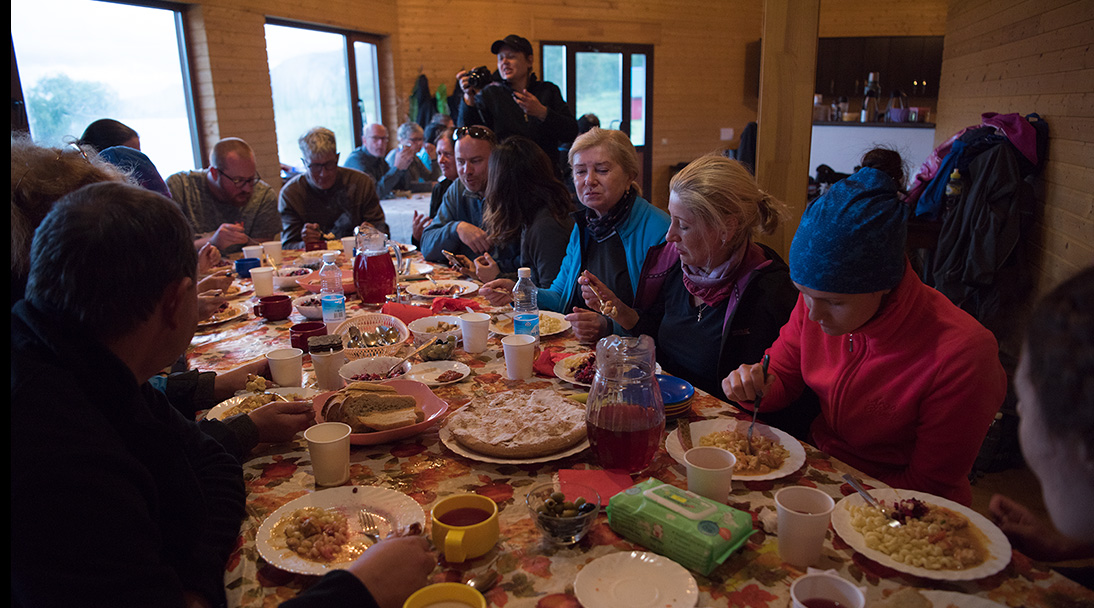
189, 253, 1094, 608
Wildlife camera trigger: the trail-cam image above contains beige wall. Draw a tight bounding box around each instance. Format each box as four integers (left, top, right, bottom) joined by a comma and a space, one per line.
173, 0, 954, 205
935, 0, 1094, 345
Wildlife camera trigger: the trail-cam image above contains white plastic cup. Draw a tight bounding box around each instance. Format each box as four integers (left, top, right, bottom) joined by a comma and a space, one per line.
266, 347, 304, 388
501, 334, 536, 380
790, 572, 865, 608
340, 236, 356, 257
459, 312, 491, 354
304, 422, 352, 487
261, 240, 283, 265
775, 486, 836, 567
249, 267, 274, 298
242, 245, 265, 260
684, 446, 736, 503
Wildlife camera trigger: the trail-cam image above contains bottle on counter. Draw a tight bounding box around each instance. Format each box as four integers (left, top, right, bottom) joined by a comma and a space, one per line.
319, 252, 346, 329
511, 267, 540, 344
813, 94, 828, 122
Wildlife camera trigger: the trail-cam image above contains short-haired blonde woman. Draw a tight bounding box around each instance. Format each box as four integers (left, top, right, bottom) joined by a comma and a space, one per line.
481, 128, 669, 344
579, 155, 802, 426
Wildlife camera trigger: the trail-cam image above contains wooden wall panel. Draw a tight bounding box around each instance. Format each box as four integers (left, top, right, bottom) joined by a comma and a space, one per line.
935, 0, 1094, 352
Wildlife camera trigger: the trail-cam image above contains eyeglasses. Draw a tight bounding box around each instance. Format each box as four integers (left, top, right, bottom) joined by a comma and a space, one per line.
216, 168, 261, 188
304, 156, 340, 173
453, 126, 497, 144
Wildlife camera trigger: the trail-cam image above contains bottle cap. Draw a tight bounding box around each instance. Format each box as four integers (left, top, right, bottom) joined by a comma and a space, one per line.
518, 267, 531, 278
323, 252, 337, 263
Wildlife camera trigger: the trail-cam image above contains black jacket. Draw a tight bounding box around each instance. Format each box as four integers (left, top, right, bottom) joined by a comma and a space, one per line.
458, 73, 578, 176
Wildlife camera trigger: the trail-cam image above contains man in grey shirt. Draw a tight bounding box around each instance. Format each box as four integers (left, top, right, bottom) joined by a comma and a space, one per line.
166, 138, 280, 254
280, 127, 388, 250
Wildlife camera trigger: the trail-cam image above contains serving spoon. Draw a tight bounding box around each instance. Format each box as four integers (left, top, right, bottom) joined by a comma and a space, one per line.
383, 337, 438, 377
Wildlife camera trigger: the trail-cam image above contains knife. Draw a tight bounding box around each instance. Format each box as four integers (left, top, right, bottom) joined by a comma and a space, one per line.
745, 354, 770, 454
679, 418, 693, 451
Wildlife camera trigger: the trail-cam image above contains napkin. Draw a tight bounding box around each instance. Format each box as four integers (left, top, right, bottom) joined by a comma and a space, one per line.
534, 348, 570, 377
381, 302, 433, 325
558, 469, 635, 504
431, 298, 480, 314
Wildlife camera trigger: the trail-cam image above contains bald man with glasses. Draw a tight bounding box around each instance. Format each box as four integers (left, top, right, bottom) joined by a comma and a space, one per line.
167, 137, 280, 255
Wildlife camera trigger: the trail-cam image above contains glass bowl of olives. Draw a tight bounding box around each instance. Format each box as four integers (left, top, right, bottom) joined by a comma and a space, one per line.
526, 483, 600, 546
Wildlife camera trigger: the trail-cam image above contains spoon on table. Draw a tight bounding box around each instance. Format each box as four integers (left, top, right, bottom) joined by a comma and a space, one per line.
383, 337, 438, 377
464, 567, 500, 593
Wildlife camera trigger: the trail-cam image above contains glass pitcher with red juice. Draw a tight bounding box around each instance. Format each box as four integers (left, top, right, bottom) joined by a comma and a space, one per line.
353, 225, 402, 308
586, 335, 665, 472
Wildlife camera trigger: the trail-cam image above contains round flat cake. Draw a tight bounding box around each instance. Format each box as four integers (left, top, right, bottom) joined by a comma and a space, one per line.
446, 389, 587, 458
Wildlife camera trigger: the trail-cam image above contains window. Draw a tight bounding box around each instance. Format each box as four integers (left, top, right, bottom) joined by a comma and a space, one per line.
542, 42, 654, 192
264, 21, 382, 173
11, 0, 199, 175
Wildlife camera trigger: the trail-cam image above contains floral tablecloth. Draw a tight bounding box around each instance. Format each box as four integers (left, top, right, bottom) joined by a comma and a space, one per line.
189, 253, 1094, 608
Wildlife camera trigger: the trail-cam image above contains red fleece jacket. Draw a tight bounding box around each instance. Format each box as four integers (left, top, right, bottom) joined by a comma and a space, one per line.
757, 262, 1006, 505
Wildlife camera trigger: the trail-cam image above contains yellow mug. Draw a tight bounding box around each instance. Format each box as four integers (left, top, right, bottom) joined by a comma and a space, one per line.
430, 494, 499, 563
403, 582, 487, 608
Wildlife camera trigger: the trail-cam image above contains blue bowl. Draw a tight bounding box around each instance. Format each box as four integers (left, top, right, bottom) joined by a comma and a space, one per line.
234, 257, 262, 278
657, 374, 694, 405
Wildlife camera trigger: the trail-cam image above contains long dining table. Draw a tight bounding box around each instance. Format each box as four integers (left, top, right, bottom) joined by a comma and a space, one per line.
188, 249, 1094, 608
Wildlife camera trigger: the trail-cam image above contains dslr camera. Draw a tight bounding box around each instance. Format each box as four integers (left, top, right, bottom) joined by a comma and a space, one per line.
466, 66, 494, 91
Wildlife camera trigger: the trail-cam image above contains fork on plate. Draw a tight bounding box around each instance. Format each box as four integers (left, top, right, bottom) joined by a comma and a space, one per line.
358, 509, 381, 544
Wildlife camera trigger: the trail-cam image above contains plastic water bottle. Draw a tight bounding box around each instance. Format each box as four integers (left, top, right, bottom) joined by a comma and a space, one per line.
319, 252, 346, 328
511, 267, 540, 343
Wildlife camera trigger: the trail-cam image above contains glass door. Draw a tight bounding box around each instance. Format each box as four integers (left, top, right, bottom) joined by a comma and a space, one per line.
542, 42, 654, 195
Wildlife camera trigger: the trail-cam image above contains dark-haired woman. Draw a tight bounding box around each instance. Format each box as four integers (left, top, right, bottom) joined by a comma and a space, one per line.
472, 136, 574, 287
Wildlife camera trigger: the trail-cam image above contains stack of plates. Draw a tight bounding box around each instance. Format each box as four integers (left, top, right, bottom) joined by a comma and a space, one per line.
657, 374, 694, 419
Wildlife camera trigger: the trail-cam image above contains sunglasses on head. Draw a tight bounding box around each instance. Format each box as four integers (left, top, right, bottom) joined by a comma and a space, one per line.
453, 126, 497, 144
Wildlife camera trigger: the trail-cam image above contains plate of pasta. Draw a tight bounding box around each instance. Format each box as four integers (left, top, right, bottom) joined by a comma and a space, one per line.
831, 489, 1011, 580
256, 486, 426, 576
665, 418, 806, 481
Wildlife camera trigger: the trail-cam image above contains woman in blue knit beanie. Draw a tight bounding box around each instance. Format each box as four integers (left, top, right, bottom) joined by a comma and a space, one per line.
723, 165, 1008, 506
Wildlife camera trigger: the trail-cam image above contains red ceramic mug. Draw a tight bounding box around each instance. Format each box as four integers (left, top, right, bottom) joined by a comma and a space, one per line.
254, 295, 292, 321
290, 321, 328, 352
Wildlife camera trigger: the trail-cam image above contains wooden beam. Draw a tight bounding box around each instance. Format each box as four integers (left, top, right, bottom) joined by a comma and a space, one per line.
755, 0, 819, 259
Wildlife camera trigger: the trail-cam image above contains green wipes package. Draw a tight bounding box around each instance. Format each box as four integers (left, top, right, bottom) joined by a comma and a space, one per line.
607, 479, 754, 575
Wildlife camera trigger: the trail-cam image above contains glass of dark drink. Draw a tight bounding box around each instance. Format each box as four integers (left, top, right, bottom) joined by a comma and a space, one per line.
586, 335, 665, 473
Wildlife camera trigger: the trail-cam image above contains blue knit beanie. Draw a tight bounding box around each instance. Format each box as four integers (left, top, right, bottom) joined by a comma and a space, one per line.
790, 167, 908, 294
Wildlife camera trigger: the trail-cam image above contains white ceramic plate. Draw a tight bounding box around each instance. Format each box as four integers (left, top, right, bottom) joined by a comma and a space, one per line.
398, 261, 434, 279
438, 424, 589, 465
407, 361, 470, 386
574, 551, 699, 608
920, 591, 1006, 607
206, 387, 321, 420
392, 242, 417, 255
256, 485, 426, 576
665, 418, 806, 481
831, 489, 1012, 581
405, 280, 479, 299
198, 303, 246, 327
554, 352, 595, 387
490, 311, 571, 337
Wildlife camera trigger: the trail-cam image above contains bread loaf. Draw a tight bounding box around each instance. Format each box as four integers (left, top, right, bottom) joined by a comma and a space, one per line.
321, 382, 423, 433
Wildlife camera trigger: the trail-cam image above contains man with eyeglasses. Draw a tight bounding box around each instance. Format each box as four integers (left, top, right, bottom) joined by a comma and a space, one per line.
344, 123, 415, 200
167, 137, 280, 255
421, 126, 518, 273
456, 34, 577, 177
279, 127, 389, 250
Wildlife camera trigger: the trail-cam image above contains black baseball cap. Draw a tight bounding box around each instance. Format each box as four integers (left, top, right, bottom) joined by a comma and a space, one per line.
491, 35, 533, 56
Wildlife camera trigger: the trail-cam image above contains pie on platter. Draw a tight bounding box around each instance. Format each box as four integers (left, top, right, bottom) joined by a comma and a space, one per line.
442, 389, 588, 462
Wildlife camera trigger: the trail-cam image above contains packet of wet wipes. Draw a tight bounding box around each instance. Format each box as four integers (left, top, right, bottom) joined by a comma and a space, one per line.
607, 479, 754, 575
